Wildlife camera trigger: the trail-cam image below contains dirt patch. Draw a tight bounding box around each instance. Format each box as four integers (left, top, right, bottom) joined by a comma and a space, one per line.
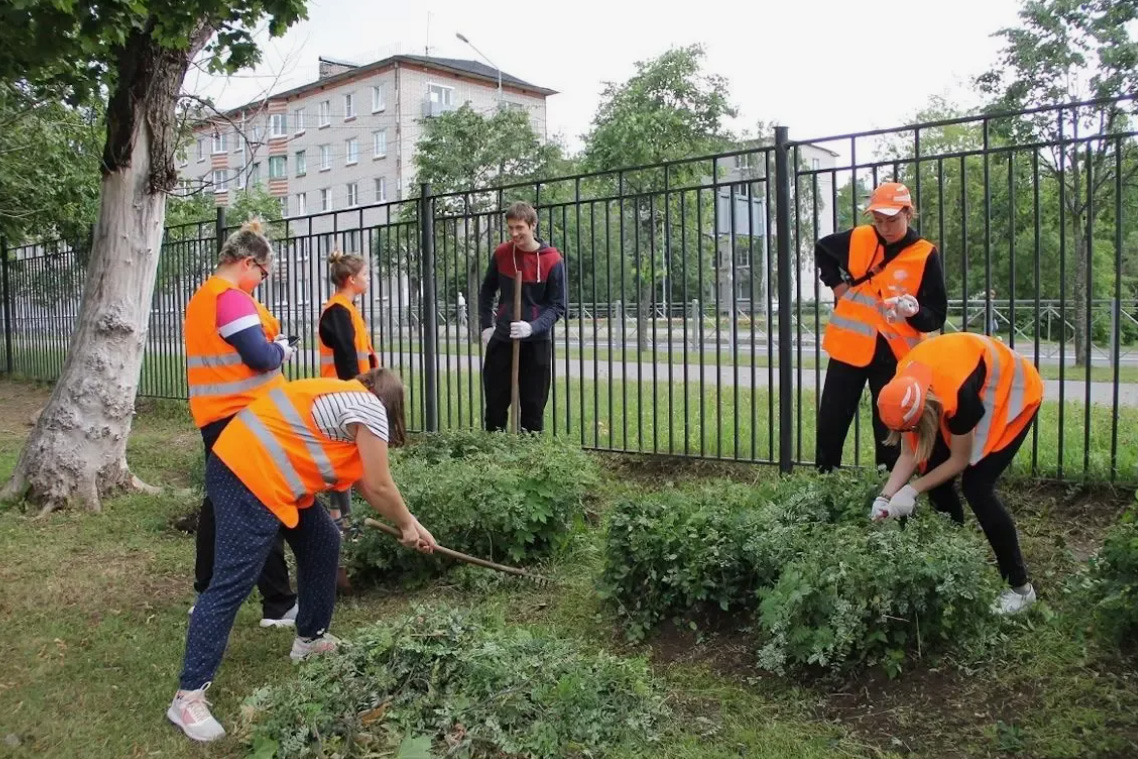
0, 380, 53, 436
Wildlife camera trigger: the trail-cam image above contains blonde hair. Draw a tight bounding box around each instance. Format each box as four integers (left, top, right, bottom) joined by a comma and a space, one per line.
356, 367, 406, 448
218, 218, 272, 266
328, 250, 366, 289
884, 391, 943, 463
505, 201, 538, 227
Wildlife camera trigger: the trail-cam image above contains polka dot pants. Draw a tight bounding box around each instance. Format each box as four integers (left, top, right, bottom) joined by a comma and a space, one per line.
179, 455, 341, 691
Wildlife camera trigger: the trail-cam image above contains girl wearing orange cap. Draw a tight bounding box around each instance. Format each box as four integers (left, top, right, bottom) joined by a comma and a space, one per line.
873, 332, 1043, 615
815, 182, 947, 473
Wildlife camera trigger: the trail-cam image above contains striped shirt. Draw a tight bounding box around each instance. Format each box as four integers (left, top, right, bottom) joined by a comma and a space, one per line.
311, 391, 389, 443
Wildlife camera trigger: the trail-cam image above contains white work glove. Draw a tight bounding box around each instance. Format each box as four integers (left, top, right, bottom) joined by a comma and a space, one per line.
873, 485, 919, 521
273, 335, 296, 363
870, 495, 891, 522
481, 327, 494, 349
884, 294, 920, 320
509, 321, 533, 339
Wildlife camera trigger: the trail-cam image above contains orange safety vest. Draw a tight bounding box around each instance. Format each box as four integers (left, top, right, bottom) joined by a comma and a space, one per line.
822, 225, 934, 367
901, 333, 1043, 466
184, 275, 286, 428
212, 378, 368, 527
318, 293, 378, 378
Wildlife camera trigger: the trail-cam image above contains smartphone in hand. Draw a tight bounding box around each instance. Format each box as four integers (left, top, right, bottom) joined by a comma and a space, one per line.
287, 335, 301, 347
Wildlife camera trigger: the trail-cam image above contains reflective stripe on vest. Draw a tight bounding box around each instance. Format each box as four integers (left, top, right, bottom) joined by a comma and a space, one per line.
267, 388, 338, 487
234, 407, 307, 502
828, 313, 877, 338
187, 370, 282, 399
186, 353, 246, 369
971, 338, 1002, 465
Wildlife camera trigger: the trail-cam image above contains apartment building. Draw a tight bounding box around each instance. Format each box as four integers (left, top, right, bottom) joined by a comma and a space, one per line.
177, 54, 556, 218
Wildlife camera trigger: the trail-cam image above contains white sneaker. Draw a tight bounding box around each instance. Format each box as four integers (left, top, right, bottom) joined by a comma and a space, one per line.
167, 684, 226, 742
993, 584, 1037, 615
290, 633, 340, 662
259, 603, 298, 628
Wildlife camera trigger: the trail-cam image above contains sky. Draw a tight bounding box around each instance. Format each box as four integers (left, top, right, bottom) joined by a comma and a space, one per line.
185, 0, 1027, 156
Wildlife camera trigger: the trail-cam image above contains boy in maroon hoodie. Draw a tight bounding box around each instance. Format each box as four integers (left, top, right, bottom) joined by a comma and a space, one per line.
479, 201, 567, 432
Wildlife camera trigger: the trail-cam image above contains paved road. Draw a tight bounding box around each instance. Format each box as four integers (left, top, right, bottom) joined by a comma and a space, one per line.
376, 349, 1138, 408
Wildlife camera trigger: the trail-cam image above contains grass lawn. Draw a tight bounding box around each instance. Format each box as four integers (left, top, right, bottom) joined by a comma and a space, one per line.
0, 378, 1137, 758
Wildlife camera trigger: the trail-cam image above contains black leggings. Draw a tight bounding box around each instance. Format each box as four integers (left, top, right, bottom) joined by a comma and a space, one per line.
924, 414, 1036, 588
816, 336, 900, 472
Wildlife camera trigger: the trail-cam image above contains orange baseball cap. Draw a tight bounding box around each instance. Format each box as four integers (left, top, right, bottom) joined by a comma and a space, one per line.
877, 361, 934, 431
865, 182, 913, 217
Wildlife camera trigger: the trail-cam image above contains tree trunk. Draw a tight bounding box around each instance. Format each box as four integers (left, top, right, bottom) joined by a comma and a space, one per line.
1, 22, 212, 515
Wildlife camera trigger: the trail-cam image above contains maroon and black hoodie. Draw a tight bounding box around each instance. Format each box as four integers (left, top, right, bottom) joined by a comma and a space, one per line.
478, 240, 567, 342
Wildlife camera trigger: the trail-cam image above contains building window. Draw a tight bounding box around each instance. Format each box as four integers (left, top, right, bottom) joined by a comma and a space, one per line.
211, 169, 229, 193
196, 138, 205, 161
235, 163, 246, 189
372, 129, 387, 158
211, 131, 226, 154
320, 144, 331, 171
320, 187, 331, 211
269, 155, 287, 179
295, 150, 306, 177
296, 192, 307, 216
375, 177, 386, 202
177, 151, 188, 167
251, 125, 263, 145
428, 83, 454, 105
235, 130, 244, 154
345, 137, 358, 165
249, 162, 261, 186
293, 107, 306, 133
346, 182, 358, 207
270, 113, 287, 137
810, 157, 821, 170
319, 100, 331, 127
372, 84, 386, 112
344, 92, 356, 120
279, 196, 289, 217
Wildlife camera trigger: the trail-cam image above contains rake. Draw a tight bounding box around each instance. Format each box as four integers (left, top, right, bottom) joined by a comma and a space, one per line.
362, 518, 554, 585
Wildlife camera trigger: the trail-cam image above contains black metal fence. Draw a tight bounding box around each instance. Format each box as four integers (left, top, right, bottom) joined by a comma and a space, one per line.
2, 96, 1137, 483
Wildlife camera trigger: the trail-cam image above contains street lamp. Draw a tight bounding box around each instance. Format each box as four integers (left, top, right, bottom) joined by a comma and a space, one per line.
455, 32, 502, 105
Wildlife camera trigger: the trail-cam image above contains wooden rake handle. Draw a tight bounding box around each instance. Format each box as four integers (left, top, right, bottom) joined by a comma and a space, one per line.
362, 518, 552, 584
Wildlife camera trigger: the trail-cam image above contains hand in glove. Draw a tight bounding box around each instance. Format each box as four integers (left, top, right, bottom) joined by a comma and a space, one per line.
509, 321, 533, 339
873, 484, 919, 521
884, 294, 920, 319
481, 327, 494, 349
273, 335, 296, 363
870, 495, 892, 522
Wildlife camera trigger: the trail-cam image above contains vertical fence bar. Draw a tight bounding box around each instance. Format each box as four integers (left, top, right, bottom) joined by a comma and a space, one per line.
775, 126, 794, 473
2, 237, 11, 374
1057, 109, 1067, 479
1008, 153, 1016, 350
983, 118, 992, 336
1083, 142, 1092, 478
1112, 140, 1123, 481
419, 183, 438, 432
1032, 149, 1041, 476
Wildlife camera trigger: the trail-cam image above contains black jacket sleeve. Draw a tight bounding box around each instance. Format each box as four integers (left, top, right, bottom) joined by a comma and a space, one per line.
946, 358, 987, 436
318, 304, 360, 380
906, 249, 948, 333
530, 261, 567, 337
815, 229, 854, 289
479, 258, 498, 330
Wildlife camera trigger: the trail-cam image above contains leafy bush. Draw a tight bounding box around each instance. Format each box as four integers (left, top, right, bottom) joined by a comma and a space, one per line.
1086, 507, 1138, 645
601, 470, 1002, 675
346, 430, 599, 579
242, 605, 668, 759
756, 518, 999, 677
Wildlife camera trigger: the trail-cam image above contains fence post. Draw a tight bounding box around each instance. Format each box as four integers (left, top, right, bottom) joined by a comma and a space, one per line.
419, 182, 438, 433
774, 126, 794, 474
215, 206, 226, 255
2, 236, 11, 375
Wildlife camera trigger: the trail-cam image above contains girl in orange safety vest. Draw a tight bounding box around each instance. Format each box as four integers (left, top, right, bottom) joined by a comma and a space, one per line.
168, 368, 436, 743
815, 182, 947, 473
318, 250, 378, 532
183, 219, 298, 628
873, 332, 1043, 616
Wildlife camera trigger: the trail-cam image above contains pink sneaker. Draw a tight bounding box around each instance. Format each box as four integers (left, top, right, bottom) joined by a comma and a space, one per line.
290, 633, 340, 662
167, 684, 225, 742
